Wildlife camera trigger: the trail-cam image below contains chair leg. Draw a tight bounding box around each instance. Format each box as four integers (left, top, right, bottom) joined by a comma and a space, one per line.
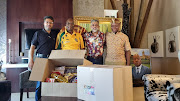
20, 88, 23, 101
27, 88, 29, 98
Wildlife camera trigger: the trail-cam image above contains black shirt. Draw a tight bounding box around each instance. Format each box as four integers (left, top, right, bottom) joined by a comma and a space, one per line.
31, 29, 58, 55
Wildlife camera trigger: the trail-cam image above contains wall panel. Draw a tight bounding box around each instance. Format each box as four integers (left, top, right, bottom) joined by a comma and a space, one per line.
7, 0, 73, 63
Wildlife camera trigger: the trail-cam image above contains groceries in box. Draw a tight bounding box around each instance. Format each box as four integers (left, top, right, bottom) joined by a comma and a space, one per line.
45, 66, 77, 83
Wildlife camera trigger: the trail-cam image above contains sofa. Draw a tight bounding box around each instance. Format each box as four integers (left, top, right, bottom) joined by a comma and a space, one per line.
142, 74, 180, 101
0, 80, 11, 101
167, 82, 180, 101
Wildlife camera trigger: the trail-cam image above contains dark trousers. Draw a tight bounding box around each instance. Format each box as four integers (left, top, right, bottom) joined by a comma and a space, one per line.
87, 56, 103, 64
35, 54, 48, 101
35, 81, 41, 101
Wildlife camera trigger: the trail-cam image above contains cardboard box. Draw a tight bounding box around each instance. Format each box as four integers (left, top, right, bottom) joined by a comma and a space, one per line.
77, 65, 133, 101
29, 50, 92, 97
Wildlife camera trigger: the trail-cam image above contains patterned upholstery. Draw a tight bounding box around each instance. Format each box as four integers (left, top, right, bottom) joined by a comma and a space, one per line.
167, 83, 180, 101
19, 70, 36, 89
0, 80, 11, 101
142, 74, 180, 101
147, 91, 167, 101
19, 70, 36, 101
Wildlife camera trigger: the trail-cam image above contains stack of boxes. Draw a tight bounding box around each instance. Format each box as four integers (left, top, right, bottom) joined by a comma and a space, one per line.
30, 50, 133, 101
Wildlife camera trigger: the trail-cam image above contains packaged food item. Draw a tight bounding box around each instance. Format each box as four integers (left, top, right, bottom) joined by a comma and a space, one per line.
69, 76, 77, 83
73, 73, 77, 76
55, 66, 65, 74
56, 75, 68, 83
51, 72, 68, 83
64, 73, 75, 82
46, 78, 55, 82
51, 71, 61, 75
64, 67, 77, 74
55, 66, 65, 71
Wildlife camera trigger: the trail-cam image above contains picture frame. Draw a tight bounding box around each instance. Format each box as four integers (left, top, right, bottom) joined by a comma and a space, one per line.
74, 16, 122, 33
130, 48, 151, 68
165, 26, 180, 57
148, 31, 164, 57
130, 48, 151, 87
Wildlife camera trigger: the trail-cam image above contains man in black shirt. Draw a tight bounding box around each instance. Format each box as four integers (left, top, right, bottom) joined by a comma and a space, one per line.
28, 16, 57, 101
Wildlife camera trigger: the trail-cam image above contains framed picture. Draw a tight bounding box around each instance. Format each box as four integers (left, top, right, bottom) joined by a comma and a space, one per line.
130, 48, 151, 68
148, 31, 164, 57
131, 48, 151, 87
74, 16, 122, 33
165, 26, 180, 57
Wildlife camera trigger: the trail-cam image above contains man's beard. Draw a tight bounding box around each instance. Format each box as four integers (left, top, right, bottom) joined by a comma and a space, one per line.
44, 25, 52, 31
92, 29, 98, 33
45, 27, 51, 31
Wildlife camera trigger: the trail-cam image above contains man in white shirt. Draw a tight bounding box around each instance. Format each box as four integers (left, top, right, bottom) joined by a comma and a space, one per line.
132, 54, 151, 80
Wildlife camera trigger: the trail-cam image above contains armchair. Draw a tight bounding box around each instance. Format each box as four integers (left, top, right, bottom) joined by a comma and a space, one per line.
142, 74, 180, 101
167, 83, 180, 101
19, 70, 36, 101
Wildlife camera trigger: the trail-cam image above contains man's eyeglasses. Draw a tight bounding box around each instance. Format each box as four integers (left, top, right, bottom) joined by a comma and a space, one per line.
45, 21, 53, 24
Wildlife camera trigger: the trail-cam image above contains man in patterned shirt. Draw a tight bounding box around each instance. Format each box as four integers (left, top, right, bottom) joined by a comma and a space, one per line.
105, 18, 131, 65
55, 18, 84, 50
84, 19, 105, 64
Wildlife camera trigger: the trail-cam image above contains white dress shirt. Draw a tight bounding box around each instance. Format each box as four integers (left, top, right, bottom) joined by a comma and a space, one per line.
136, 64, 142, 74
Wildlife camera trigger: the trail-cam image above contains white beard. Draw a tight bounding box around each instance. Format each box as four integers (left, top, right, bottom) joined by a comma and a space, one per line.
92, 29, 98, 33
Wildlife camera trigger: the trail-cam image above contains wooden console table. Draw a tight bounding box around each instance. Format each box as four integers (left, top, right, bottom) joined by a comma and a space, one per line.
2, 64, 28, 93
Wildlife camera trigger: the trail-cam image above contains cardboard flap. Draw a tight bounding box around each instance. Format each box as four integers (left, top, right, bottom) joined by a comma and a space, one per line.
29, 58, 49, 81
49, 50, 86, 59
83, 59, 93, 66
50, 59, 84, 66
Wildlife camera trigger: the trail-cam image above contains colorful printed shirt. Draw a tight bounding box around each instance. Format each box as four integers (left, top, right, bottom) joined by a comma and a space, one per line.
105, 32, 131, 65
84, 31, 105, 57
55, 28, 84, 50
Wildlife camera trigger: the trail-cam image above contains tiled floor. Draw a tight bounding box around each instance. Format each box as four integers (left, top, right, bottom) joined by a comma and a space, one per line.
11, 92, 35, 101
11, 87, 145, 101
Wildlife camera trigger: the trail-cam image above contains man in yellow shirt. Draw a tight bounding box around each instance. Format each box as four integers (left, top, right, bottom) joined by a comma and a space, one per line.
58, 25, 86, 38
56, 18, 84, 50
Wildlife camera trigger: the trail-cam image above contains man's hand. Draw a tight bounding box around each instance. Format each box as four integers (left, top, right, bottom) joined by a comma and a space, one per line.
28, 59, 34, 70
29, 45, 36, 70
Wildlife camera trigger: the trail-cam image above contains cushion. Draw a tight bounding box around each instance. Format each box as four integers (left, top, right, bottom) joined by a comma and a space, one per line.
146, 91, 167, 101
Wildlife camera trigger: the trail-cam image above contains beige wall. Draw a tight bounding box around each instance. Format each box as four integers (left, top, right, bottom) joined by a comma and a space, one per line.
73, 0, 104, 17
140, 0, 180, 74
104, 0, 180, 74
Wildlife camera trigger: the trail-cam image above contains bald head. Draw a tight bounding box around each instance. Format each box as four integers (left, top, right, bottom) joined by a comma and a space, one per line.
66, 18, 74, 33
133, 54, 142, 67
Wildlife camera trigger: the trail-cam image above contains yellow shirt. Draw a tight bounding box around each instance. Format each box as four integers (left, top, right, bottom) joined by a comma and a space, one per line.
56, 29, 84, 50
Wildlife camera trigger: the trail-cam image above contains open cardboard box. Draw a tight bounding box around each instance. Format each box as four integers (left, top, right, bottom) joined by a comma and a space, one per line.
29, 50, 92, 97
77, 65, 133, 101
